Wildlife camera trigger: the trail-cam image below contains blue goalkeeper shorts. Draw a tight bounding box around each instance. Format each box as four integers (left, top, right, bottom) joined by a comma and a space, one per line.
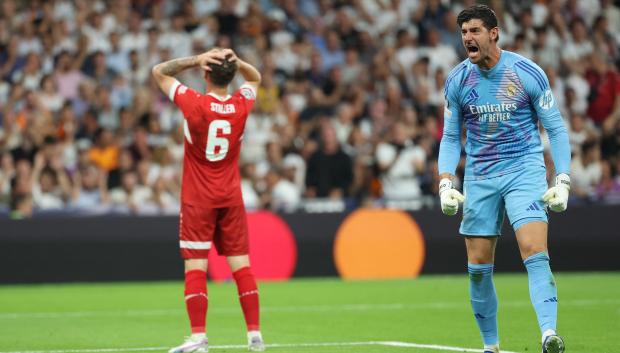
460, 165, 548, 236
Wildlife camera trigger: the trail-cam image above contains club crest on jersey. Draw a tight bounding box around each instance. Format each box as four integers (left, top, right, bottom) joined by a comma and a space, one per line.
539, 89, 554, 110
506, 83, 517, 97
240, 87, 256, 100
178, 85, 188, 94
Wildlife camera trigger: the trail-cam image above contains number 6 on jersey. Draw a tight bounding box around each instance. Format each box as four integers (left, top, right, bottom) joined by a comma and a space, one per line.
205, 120, 230, 162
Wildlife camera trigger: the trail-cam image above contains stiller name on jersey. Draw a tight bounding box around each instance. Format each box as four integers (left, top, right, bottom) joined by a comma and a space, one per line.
210, 102, 236, 114
468, 102, 517, 123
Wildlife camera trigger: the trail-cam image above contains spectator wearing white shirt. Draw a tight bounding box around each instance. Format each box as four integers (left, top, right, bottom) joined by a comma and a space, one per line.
241, 98, 278, 163
16, 21, 42, 56
375, 121, 426, 206
341, 48, 364, 85
600, 0, 620, 44
120, 12, 148, 53
71, 163, 109, 212
12, 53, 43, 91
106, 31, 130, 75
562, 18, 594, 71
265, 167, 301, 213
190, 16, 217, 52
126, 49, 150, 89
571, 140, 603, 198
331, 103, 355, 147
565, 73, 591, 116
568, 113, 598, 154
108, 170, 153, 213
395, 28, 419, 75
52, 20, 78, 55
82, 12, 111, 54
158, 13, 193, 59
31, 153, 71, 211
533, 26, 561, 72
419, 27, 458, 75
282, 153, 306, 193
151, 176, 179, 215
240, 162, 260, 211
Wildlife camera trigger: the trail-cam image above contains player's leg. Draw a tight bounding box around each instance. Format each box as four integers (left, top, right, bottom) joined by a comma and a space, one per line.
461, 177, 504, 353
227, 255, 260, 332
184, 259, 209, 338
170, 204, 216, 353
503, 165, 564, 353
466, 237, 500, 353
515, 222, 564, 353
216, 205, 265, 352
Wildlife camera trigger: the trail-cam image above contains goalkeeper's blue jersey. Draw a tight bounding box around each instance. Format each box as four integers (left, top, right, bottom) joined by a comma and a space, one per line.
438, 50, 570, 181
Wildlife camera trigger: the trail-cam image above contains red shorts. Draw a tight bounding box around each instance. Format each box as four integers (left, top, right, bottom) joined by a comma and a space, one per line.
179, 203, 249, 259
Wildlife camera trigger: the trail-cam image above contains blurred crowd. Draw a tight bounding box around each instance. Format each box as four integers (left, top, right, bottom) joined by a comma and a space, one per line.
1, 0, 620, 218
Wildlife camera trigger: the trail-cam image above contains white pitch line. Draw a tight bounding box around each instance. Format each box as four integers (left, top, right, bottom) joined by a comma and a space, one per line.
0, 341, 520, 353
1, 298, 617, 320
381, 341, 519, 353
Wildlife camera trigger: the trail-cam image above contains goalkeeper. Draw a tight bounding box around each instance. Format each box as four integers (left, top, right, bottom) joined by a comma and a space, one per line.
437, 5, 570, 353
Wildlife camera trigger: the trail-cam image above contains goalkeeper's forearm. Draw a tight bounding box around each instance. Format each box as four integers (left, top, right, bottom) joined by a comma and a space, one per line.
437, 131, 461, 181
237, 59, 261, 85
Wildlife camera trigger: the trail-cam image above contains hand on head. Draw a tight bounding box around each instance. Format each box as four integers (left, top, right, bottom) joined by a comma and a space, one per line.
220, 48, 238, 64
198, 48, 238, 71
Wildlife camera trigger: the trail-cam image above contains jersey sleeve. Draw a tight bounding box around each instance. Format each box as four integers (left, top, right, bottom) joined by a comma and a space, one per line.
233, 83, 257, 113
168, 79, 203, 118
438, 72, 463, 176
514, 60, 571, 175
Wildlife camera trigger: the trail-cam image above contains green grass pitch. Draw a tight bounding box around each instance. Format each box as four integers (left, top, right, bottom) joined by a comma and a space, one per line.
0, 273, 618, 353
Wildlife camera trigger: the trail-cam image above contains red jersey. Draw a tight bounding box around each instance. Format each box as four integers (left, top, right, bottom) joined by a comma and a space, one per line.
169, 80, 256, 207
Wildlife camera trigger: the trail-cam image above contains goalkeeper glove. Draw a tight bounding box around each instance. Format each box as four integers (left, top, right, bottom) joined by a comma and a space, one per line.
542, 173, 570, 212
439, 178, 465, 216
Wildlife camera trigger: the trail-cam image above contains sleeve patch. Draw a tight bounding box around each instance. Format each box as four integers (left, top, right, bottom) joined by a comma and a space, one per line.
239, 84, 257, 100
539, 89, 554, 110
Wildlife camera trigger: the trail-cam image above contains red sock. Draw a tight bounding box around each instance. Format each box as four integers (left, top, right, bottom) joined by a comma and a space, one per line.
233, 267, 260, 331
184, 270, 208, 334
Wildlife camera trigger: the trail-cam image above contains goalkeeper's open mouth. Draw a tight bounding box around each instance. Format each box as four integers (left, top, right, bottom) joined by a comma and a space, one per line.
466, 44, 480, 59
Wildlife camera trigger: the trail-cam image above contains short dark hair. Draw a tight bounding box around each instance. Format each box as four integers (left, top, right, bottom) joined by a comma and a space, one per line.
207, 54, 237, 87
457, 5, 499, 41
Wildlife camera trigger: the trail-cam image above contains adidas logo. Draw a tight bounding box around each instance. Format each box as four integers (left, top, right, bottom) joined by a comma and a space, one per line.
474, 313, 486, 319
468, 89, 480, 101
526, 202, 541, 211
544, 297, 558, 303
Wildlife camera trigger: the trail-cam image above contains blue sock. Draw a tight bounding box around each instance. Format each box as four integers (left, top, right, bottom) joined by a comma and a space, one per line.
468, 263, 499, 346
524, 252, 557, 333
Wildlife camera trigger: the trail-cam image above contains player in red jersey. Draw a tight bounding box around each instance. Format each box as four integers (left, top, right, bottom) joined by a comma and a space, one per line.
152, 48, 264, 353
